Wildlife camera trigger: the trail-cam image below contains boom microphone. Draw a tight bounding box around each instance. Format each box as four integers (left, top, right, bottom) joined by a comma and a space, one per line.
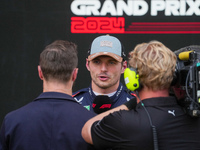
178, 51, 193, 61
92, 95, 112, 114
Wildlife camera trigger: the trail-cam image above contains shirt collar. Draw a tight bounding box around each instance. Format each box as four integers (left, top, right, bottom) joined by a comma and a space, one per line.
137, 96, 178, 107
34, 92, 76, 102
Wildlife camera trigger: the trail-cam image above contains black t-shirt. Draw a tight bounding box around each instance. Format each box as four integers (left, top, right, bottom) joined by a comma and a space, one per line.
91, 97, 200, 150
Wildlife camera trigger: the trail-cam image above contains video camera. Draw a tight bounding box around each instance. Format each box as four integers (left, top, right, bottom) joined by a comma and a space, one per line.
172, 45, 200, 117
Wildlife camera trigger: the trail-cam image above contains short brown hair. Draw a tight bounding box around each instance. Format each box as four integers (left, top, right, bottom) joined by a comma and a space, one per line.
129, 40, 177, 91
39, 40, 78, 82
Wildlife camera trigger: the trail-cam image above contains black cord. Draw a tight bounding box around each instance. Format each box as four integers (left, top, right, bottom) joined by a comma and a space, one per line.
185, 65, 195, 102
136, 91, 159, 150
185, 65, 200, 106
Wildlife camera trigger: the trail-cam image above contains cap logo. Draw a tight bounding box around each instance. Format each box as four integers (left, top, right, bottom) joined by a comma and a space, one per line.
100, 41, 112, 47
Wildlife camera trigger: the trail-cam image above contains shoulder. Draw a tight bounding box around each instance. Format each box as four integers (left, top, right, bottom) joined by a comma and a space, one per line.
3, 102, 34, 123
101, 110, 140, 130
92, 110, 136, 137
72, 87, 89, 97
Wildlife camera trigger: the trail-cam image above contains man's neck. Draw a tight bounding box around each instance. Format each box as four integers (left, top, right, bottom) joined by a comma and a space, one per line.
43, 80, 72, 95
136, 87, 169, 103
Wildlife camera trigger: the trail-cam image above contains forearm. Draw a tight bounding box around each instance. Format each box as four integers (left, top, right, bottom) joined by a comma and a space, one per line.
81, 104, 128, 144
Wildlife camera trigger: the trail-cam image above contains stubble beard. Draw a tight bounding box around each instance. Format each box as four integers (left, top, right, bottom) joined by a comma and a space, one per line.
92, 78, 119, 90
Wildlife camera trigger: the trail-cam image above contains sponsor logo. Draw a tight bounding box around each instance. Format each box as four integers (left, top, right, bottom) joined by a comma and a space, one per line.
100, 41, 113, 47
74, 97, 84, 104
100, 104, 112, 109
127, 97, 130, 101
92, 103, 96, 108
168, 110, 175, 116
84, 105, 90, 111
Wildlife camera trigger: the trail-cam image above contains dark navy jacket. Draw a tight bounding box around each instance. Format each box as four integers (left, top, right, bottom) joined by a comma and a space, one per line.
0, 92, 96, 150
73, 83, 135, 112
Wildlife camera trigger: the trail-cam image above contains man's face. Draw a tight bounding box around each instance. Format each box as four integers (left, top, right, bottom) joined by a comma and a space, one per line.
86, 55, 126, 93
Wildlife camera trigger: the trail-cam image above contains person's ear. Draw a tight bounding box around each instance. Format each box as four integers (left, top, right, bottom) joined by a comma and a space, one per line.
86, 58, 90, 71
121, 61, 127, 73
72, 68, 78, 82
38, 65, 44, 80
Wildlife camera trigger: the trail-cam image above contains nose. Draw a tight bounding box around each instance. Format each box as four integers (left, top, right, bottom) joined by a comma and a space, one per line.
100, 63, 108, 72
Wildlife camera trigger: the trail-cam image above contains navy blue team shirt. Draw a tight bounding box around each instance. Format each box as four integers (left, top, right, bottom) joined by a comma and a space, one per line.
73, 82, 135, 112
0, 92, 96, 150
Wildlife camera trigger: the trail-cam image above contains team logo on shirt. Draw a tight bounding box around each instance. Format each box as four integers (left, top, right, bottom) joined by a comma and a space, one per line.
74, 97, 84, 104
84, 105, 90, 111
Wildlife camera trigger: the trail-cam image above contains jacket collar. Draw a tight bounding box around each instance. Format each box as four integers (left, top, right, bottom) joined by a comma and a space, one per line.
89, 82, 124, 103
